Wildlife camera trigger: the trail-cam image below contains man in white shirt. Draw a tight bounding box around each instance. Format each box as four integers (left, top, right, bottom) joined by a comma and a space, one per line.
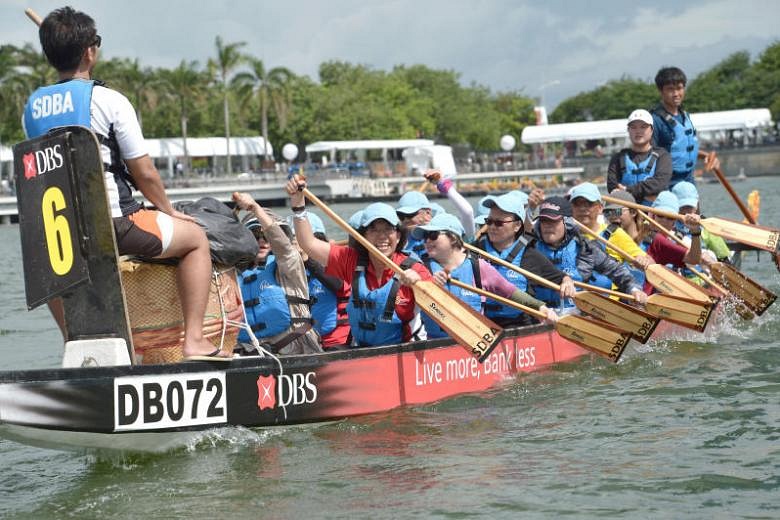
23, 7, 229, 360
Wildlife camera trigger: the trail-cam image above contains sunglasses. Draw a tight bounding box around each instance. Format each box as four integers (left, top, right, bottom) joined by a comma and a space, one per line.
423, 230, 441, 241
251, 228, 266, 241
603, 208, 623, 218
485, 218, 519, 227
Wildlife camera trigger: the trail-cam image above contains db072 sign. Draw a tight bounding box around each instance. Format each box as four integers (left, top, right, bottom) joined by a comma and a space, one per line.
114, 372, 227, 431
13, 131, 88, 309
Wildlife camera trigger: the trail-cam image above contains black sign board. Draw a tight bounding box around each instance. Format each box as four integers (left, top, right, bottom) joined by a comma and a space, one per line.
14, 130, 89, 309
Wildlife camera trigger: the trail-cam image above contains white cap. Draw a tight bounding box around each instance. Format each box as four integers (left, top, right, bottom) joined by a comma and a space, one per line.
627, 109, 653, 126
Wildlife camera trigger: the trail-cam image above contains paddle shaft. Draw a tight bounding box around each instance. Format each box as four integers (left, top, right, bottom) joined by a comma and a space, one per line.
571, 218, 643, 269
602, 194, 682, 222
464, 241, 637, 300
25, 8, 42, 26
698, 151, 756, 224
302, 188, 404, 277
635, 209, 729, 296
463, 243, 559, 291
448, 279, 545, 321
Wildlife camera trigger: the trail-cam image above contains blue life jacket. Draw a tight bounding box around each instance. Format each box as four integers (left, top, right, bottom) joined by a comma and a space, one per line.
307, 267, 349, 337
23, 79, 141, 215
652, 106, 699, 185
535, 238, 583, 308
601, 223, 646, 288
404, 235, 426, 258
239, 256, 312, 342
620, 151, 659, 187
478, 236, 529, 321
347, 255, 418, 347
421, 253, 482, 339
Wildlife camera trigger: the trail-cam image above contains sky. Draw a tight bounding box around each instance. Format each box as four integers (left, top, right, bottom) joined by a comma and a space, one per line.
2, 0, 779, 110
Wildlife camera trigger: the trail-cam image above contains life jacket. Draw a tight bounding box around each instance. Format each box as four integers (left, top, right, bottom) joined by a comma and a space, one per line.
620, 151, 659, 187
404, 235, 426, 258
421, 253, 482, 339
534, 237, 584, 307
238, 256, 312, 342
23, 79, 141, 216
652, 105, 699, 185
478, 236, 529, 321
307, 267, 349, 337
347, 255, 418, 347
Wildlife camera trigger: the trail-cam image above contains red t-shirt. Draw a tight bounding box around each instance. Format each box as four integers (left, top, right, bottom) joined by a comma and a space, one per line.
320, 279, 352, 348
644, 233, 688, 294
326, 244, 432, 329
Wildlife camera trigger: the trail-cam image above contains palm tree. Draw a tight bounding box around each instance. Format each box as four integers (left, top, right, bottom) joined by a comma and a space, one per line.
159, 60, 205, 176
233, 57, 294, 161
210, 36, 246, 175
97, 58, 157, 129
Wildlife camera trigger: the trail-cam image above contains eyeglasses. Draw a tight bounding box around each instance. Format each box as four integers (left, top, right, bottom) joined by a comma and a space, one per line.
91, 34, 102, 48
485, 218, 519, 227
603, 208, 623, 219
423, 230, 441, 241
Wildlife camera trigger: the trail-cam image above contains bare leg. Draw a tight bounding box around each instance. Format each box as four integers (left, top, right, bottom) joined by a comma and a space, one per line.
160, 218, 230, 358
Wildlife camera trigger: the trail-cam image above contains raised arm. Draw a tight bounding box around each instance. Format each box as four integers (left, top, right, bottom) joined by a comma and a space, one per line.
284, 177, 331, 266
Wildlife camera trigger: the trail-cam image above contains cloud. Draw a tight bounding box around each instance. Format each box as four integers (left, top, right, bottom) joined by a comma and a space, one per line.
2, 0, 778, 110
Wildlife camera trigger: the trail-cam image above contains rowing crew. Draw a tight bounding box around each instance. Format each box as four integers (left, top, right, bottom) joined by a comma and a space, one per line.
227, 156, 718, 358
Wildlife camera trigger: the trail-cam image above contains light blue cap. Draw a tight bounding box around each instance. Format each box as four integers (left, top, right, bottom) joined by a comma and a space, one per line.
507, 190, 529, 207
569, 182, 602, 203
412, 213, 465, 240
485, 192, 525, 220
362, 203, 400, 227
430, 202, 446, 217
306, 212, 326, 235
652, 191, 680, 214
476, 195, 495, 217
348, 210, 364, 229
671, 181, 699, 209
396, 191, 432, 215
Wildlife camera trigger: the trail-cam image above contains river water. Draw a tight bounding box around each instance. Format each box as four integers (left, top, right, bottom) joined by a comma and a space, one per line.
0, 181, 778, 519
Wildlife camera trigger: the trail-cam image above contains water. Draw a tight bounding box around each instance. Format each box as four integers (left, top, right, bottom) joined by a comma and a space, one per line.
1, 181, 779, 519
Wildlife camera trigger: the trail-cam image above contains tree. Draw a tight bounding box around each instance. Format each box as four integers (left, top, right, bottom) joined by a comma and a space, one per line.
686, 52, 752, 112
159, 61, 206, 176
210, 36, 246, 174
551, 77, 657, 123
232, 57, 294, 160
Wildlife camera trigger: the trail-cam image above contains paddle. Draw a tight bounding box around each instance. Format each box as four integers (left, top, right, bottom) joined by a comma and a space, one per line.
447, 279, 631, 363
299, 186, 504, 362
571, 218, 716, 304
698, 151, 755, 224
25, 8, 42, 25
698, 151, 780, 272
636, 208, 775, 316
462, 243, 659, 343
602, 194, 780, 255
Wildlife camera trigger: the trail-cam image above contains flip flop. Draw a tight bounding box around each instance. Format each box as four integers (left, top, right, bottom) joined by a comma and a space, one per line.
182, 348, 233, 362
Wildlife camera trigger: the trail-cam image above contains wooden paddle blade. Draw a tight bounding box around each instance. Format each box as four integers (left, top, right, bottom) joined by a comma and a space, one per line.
573, 291, 659, 344
555, 314, 632, 363
709, 262, 776, 316
645, 264, 718, 304
645, 294, 714, 332
702, 216, 780, 254
412, 280, 504, 362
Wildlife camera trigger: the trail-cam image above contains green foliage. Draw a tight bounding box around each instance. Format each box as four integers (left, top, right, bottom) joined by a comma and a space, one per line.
2, 39, 780, 156
551, 77, 657, 123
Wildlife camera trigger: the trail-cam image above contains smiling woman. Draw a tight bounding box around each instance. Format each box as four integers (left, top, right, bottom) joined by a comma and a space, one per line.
285, 176, 433, 347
